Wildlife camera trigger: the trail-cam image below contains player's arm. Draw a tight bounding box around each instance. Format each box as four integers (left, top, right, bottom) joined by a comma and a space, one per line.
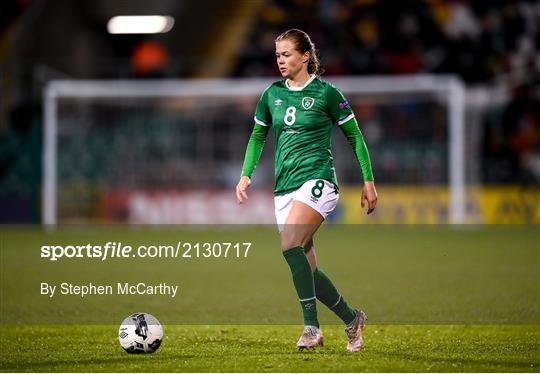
236, 123, 270, 203
339, 119, 373, 183
339, 119, 378, 214
237, 87, 272, 204
326, 83, 377, 214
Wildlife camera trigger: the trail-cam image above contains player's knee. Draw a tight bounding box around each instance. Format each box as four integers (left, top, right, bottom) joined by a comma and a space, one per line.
281, 239, 302, 251
281, 235, 313, 252
280, 232, 301, 251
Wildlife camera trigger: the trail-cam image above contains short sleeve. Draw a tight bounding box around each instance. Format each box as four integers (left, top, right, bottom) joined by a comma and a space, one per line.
254, 86, 271, 127
326, 84, 355, 126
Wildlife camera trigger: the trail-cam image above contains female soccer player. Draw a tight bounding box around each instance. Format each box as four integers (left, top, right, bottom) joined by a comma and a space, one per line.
236, 29, 377, 352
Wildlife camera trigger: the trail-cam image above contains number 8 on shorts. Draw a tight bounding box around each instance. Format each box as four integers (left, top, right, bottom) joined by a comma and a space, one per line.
311, 180, 325, 198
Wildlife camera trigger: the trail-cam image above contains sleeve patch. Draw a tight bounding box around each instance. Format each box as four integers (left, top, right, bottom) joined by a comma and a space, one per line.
339, 99, 350, 110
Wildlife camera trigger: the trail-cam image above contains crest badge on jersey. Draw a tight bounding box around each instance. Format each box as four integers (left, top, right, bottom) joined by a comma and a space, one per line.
302, 97, 315, 110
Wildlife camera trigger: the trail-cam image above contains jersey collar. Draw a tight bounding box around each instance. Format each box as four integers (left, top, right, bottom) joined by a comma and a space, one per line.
285, 74, 316, 91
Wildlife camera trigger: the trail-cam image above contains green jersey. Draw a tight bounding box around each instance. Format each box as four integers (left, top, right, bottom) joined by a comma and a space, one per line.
254, 76, 356, 195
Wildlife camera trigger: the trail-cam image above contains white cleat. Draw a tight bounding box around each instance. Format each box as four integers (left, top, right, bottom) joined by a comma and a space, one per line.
345, 310, 367, 352
296, 325, 324, 350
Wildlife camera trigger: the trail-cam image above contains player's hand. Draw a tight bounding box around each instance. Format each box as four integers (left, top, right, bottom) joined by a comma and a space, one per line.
236, 176, 251, 204
361, 181, 378, 215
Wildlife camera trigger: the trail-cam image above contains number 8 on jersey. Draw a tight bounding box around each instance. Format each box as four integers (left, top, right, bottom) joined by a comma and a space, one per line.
284, 106, 296, 126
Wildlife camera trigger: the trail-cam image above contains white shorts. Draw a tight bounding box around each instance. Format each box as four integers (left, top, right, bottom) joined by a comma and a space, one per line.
274, 179, 339, 231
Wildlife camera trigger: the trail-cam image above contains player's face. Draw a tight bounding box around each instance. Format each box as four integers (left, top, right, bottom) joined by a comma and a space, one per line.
275, 40, 309, 79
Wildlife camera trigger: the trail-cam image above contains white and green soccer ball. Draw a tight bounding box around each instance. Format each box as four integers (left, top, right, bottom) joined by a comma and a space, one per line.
118, 313, 163, 353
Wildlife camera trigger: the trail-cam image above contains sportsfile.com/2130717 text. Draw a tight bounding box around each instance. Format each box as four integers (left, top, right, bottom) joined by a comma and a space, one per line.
40, 242, 252, 261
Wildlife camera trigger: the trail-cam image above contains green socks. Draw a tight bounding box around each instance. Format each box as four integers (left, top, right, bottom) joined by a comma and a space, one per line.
282, 246, 319, 327
282, 247, 356, 327
313, 268, 356, 325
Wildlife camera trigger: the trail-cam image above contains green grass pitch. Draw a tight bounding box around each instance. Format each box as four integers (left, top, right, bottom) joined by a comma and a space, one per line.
1, 225, 539, 372
1, 325, 539, 372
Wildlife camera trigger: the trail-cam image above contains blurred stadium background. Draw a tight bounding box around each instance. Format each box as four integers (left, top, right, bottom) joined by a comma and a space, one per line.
0, 0, 539, 224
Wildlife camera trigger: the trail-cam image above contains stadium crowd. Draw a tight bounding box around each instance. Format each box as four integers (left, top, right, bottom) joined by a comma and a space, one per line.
234, 0, 539, 85
234, 0, 540, 184
0, 0, 539, 223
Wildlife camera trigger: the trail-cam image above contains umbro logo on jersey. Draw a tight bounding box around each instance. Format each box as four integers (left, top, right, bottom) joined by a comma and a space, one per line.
302, 97, 315, 110
274, 99, 283, 106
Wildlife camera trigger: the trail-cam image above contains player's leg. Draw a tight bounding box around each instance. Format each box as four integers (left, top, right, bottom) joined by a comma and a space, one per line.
305, 236, 367, 352
281, 200, 323, 248
303, 238, 317, 271
276, 179, 339, 349
281, 200, 324, 349
304, 239, 356, 324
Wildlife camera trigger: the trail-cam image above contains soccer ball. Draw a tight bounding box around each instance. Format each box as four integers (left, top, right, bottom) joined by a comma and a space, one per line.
118, 313, 163, 353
